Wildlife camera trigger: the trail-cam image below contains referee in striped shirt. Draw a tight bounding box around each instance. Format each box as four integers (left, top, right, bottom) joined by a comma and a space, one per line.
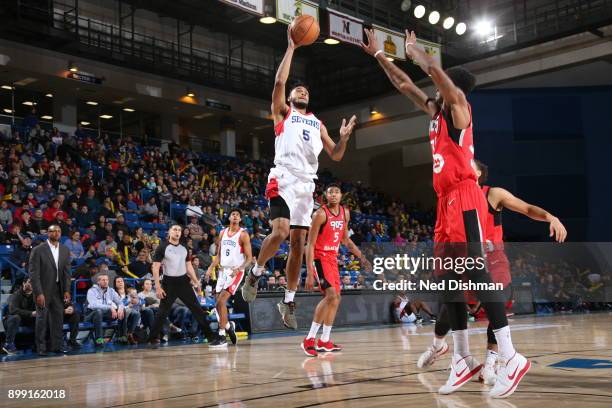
148, 223, 225, 348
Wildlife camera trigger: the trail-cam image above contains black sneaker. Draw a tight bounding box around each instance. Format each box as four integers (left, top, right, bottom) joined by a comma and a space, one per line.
148, 339, 161, 349
68, 340, 81, 349
208, 335, 228, 349
227, 321, 237, 345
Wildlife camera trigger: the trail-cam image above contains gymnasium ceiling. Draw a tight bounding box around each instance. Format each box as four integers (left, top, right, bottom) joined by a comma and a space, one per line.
1, 0, 611, 110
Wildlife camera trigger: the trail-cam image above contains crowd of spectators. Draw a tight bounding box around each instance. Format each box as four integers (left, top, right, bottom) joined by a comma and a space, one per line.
0, 121, 435, 351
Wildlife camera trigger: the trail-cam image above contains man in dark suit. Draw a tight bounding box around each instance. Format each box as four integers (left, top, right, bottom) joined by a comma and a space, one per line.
29, 224, 72, 355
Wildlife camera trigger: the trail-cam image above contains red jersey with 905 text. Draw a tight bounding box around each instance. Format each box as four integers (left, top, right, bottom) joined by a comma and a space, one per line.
429, 105, 477, 196
314, 205, 345, 258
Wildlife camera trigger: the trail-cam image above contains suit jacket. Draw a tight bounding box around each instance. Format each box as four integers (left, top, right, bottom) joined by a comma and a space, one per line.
29, 241, 72, 298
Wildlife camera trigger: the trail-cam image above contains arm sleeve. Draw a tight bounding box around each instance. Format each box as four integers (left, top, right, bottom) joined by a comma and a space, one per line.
29, 247, 43, 297
9, 293, 34, 319
152, 242, 167, 263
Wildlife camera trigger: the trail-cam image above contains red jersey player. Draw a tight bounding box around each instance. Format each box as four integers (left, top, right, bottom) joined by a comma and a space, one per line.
302, 184, 370, 357
362, 29, 529, 398
417, 160, 567, 386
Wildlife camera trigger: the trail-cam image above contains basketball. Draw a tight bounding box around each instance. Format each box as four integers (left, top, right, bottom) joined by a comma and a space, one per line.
290, 15, 320, 46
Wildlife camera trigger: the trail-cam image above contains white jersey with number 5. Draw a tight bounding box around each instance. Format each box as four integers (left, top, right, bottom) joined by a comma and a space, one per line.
219, 228, 245, 269
273, 107, 323, 179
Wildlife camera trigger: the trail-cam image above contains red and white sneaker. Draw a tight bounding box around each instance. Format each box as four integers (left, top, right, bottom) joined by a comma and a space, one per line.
301, 337, 318, 357
438, 354, 483, 395
489, 352, 530, 398
315, 339, 342, 352
417, 341, 449, 369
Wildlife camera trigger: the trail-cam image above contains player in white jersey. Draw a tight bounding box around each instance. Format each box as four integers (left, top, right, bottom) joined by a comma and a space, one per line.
242, 26, 358, 331
207, 209, 252, 346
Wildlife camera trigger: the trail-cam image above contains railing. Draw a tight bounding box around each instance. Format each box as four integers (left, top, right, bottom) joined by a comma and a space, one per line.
7, 1, 275, 99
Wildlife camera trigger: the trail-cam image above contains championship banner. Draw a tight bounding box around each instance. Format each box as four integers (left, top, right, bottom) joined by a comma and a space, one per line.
219, 0, 264, 16
372, 25, 406, 60
327, 8, 364, 46
276, 0, 319, 24
415, 38, 443, 67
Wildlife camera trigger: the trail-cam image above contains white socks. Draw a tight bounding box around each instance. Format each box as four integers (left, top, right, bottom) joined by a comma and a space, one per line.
253, 263, 263, 276
219, 329, 226, 336
486, 349, 498, 366
321, 325, 332, 342
307, 322, 321, 339
493, 326, 515, 360
452, 329, 470, 357
284, 290, 296, 303
433, 336, 446, 350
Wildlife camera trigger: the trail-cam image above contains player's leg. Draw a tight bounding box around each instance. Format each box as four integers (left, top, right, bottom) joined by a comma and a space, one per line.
302, 294, 326, 357
278, 227, 307, 330
481, 323, 499, 385
175, 276, 222, 348
147, 278, 179, 347
215, 290, 231, 338
438, 192, 486, 394
242, 197, 290, 302
317, 287, 342, 352
417, 302, 450, 369
315, 257, 342, 352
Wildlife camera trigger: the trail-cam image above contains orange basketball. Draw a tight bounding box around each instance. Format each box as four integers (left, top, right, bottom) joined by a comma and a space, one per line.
290, 15, 320, 46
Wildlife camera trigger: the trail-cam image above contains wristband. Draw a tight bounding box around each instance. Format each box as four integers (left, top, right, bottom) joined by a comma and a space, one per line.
374, 50, 383, 58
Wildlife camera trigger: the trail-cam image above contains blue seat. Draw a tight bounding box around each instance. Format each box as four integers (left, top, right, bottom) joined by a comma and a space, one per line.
0, 244, 14, 256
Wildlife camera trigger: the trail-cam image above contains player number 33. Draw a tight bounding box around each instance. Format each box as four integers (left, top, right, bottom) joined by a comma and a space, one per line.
8, 389, 66, 399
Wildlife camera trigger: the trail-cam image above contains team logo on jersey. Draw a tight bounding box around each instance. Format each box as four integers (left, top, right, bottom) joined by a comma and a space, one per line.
429, 118, 440, 134
433, 153, 445, 174
329, 220, 344, 230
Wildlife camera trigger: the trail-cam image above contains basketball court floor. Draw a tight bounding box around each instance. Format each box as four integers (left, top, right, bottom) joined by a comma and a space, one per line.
1, 313, 610, 407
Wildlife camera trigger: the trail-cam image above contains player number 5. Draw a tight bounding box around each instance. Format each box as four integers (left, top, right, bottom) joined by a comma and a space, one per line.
303, 129, 310, 141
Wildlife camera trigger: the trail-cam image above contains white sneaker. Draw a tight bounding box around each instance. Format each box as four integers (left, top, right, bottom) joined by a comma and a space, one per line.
489, 352, 530, 398
417, 341, 449, 369
438, 354, 483, 395
482, 359, 498, 386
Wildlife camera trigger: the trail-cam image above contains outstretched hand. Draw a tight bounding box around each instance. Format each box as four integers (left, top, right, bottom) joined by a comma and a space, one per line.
339, 115, 357, 140
287, 25, 299, 50
360, 28, 380, 56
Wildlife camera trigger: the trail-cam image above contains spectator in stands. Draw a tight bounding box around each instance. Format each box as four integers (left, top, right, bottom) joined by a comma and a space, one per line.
94, 262, 118, 288
113, 277, 139, 345
65, 230, 85, 262
10, 236, 32, 272
141, 197, 158, 221
191, 257, 205, 280
77, 205, 95, 228
98, 234, 117, 258
31, 208, 46, 234
341, 275, 353, 290
266, 276, 277, 291
63, 299, 81, 349
19, 210, 38, 236
354, 274, 367, 289
186, 216, 204, 243
2, 278, 36, 354
202, 206, 219, 228
277, 275, 287, 291
123, 250, 152, 278
85, 273, 126, 347
185, 198, 203, 218
0, 200, 12, 225
138, 278, 160, 333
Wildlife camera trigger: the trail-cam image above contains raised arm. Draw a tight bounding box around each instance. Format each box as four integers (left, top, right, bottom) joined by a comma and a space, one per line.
305, 209, 326, 291
271, 27, 299, 123
404, 30, 470, 129
321, 117, 357, 162
489, 187, 567, 242
361, 28, 438, 118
